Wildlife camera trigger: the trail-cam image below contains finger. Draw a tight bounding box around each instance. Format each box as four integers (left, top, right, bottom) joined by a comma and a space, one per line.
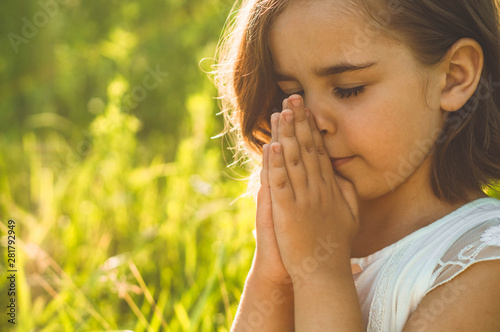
256, 144, 277, 246
334, 175, 359, 222
260, 143, 271, 190
278, 109, 307, 191
269, 142, 295, 203
282, 97, 288, 111
307, 108, 335, 183
271, 112, 279, 144
287, 95, 322, 184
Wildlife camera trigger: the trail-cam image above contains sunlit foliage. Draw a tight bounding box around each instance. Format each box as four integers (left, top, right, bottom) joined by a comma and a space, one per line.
0, 0, 258, 330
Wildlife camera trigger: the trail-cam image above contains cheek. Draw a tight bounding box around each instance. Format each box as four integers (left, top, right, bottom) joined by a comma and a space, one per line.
346, 98, 411, 156
349, 104, 443, 197
346, 95, 439, 170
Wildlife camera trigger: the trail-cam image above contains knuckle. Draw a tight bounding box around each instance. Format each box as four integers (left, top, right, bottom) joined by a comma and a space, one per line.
315, 144, 327, 155
288, 154, 303, 167
272, 159, 285, 168
303, 141, 315, 153
276, 180, 289, 190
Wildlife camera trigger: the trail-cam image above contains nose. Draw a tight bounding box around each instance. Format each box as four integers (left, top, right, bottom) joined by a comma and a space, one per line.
304, 95, 337, 136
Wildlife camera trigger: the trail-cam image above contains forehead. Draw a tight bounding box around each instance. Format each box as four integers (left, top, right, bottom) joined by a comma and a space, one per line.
268, 0, 395, 73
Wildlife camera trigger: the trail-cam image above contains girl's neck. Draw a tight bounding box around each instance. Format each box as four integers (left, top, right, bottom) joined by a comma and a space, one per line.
351, 161, 487, 258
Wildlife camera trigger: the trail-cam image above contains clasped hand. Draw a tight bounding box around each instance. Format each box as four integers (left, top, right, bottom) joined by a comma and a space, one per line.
253, 95, 360, 286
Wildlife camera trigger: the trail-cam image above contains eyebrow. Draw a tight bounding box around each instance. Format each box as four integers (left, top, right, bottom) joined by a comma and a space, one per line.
274, 61, 378, 81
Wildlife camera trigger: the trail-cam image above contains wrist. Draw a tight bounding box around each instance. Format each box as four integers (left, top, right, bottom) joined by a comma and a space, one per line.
292, 264, 363, 332
232, 271, 295, 332
247, 259, 293, 285
289, 257, 353, 289
246, 269, 294, 292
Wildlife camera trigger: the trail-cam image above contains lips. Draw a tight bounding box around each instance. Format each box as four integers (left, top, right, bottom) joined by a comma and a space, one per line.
330, 156, 355, 169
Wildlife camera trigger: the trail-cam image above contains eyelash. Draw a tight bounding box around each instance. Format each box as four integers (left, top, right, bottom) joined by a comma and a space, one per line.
285, 86, 366, 100
334, 86, 366, 99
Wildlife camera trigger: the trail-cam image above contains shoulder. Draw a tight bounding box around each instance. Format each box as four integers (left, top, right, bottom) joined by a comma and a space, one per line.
428, 217, 500, 292
403, 259, 500, 331
403, 210, 500, 332
414, 198, 500, 291
360, 200, 500, 331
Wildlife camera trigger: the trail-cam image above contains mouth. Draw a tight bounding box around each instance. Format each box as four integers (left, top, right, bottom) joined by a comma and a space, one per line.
330, 156, 355, 169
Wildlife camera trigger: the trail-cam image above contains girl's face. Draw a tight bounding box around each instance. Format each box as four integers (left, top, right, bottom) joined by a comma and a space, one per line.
269, 0, 448, 201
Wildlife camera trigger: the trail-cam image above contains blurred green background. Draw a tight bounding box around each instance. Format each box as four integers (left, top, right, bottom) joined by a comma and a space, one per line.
0, 0, 257, 331
1, 1, 499, 331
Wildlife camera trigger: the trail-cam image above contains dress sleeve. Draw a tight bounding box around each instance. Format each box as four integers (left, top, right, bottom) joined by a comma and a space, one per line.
426, 218, 500, 294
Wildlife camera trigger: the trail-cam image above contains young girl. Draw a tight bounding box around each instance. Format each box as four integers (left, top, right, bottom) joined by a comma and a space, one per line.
215, 0, 500, 330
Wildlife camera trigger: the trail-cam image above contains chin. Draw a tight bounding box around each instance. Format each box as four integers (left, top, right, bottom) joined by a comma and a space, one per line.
350, 179, 400, 203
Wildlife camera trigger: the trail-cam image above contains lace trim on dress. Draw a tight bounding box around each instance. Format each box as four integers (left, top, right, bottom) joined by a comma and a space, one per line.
367, 240, 414, 332
427, 218, 500, 294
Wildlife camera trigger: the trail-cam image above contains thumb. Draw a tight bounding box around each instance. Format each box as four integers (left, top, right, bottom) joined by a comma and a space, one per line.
255, 145, 278, 248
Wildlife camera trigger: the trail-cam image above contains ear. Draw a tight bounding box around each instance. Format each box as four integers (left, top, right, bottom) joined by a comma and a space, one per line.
440, 38, 484, 112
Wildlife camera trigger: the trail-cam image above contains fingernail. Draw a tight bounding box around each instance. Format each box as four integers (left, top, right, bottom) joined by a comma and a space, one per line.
282, 98, 288, 110
290, 97, 302, 108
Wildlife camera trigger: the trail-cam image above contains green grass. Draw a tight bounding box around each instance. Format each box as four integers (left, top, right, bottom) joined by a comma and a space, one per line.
0, 79, 256, 331
1, 78, 499, 331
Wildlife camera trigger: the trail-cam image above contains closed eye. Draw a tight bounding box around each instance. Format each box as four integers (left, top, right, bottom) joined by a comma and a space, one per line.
279, 86, 366, 101
334, 86, 366, 99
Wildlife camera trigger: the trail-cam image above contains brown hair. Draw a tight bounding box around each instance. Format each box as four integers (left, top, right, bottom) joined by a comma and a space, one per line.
214, 0, 500, 203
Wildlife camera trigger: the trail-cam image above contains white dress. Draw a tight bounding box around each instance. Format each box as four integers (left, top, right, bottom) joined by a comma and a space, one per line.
350, 197, 500, 332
